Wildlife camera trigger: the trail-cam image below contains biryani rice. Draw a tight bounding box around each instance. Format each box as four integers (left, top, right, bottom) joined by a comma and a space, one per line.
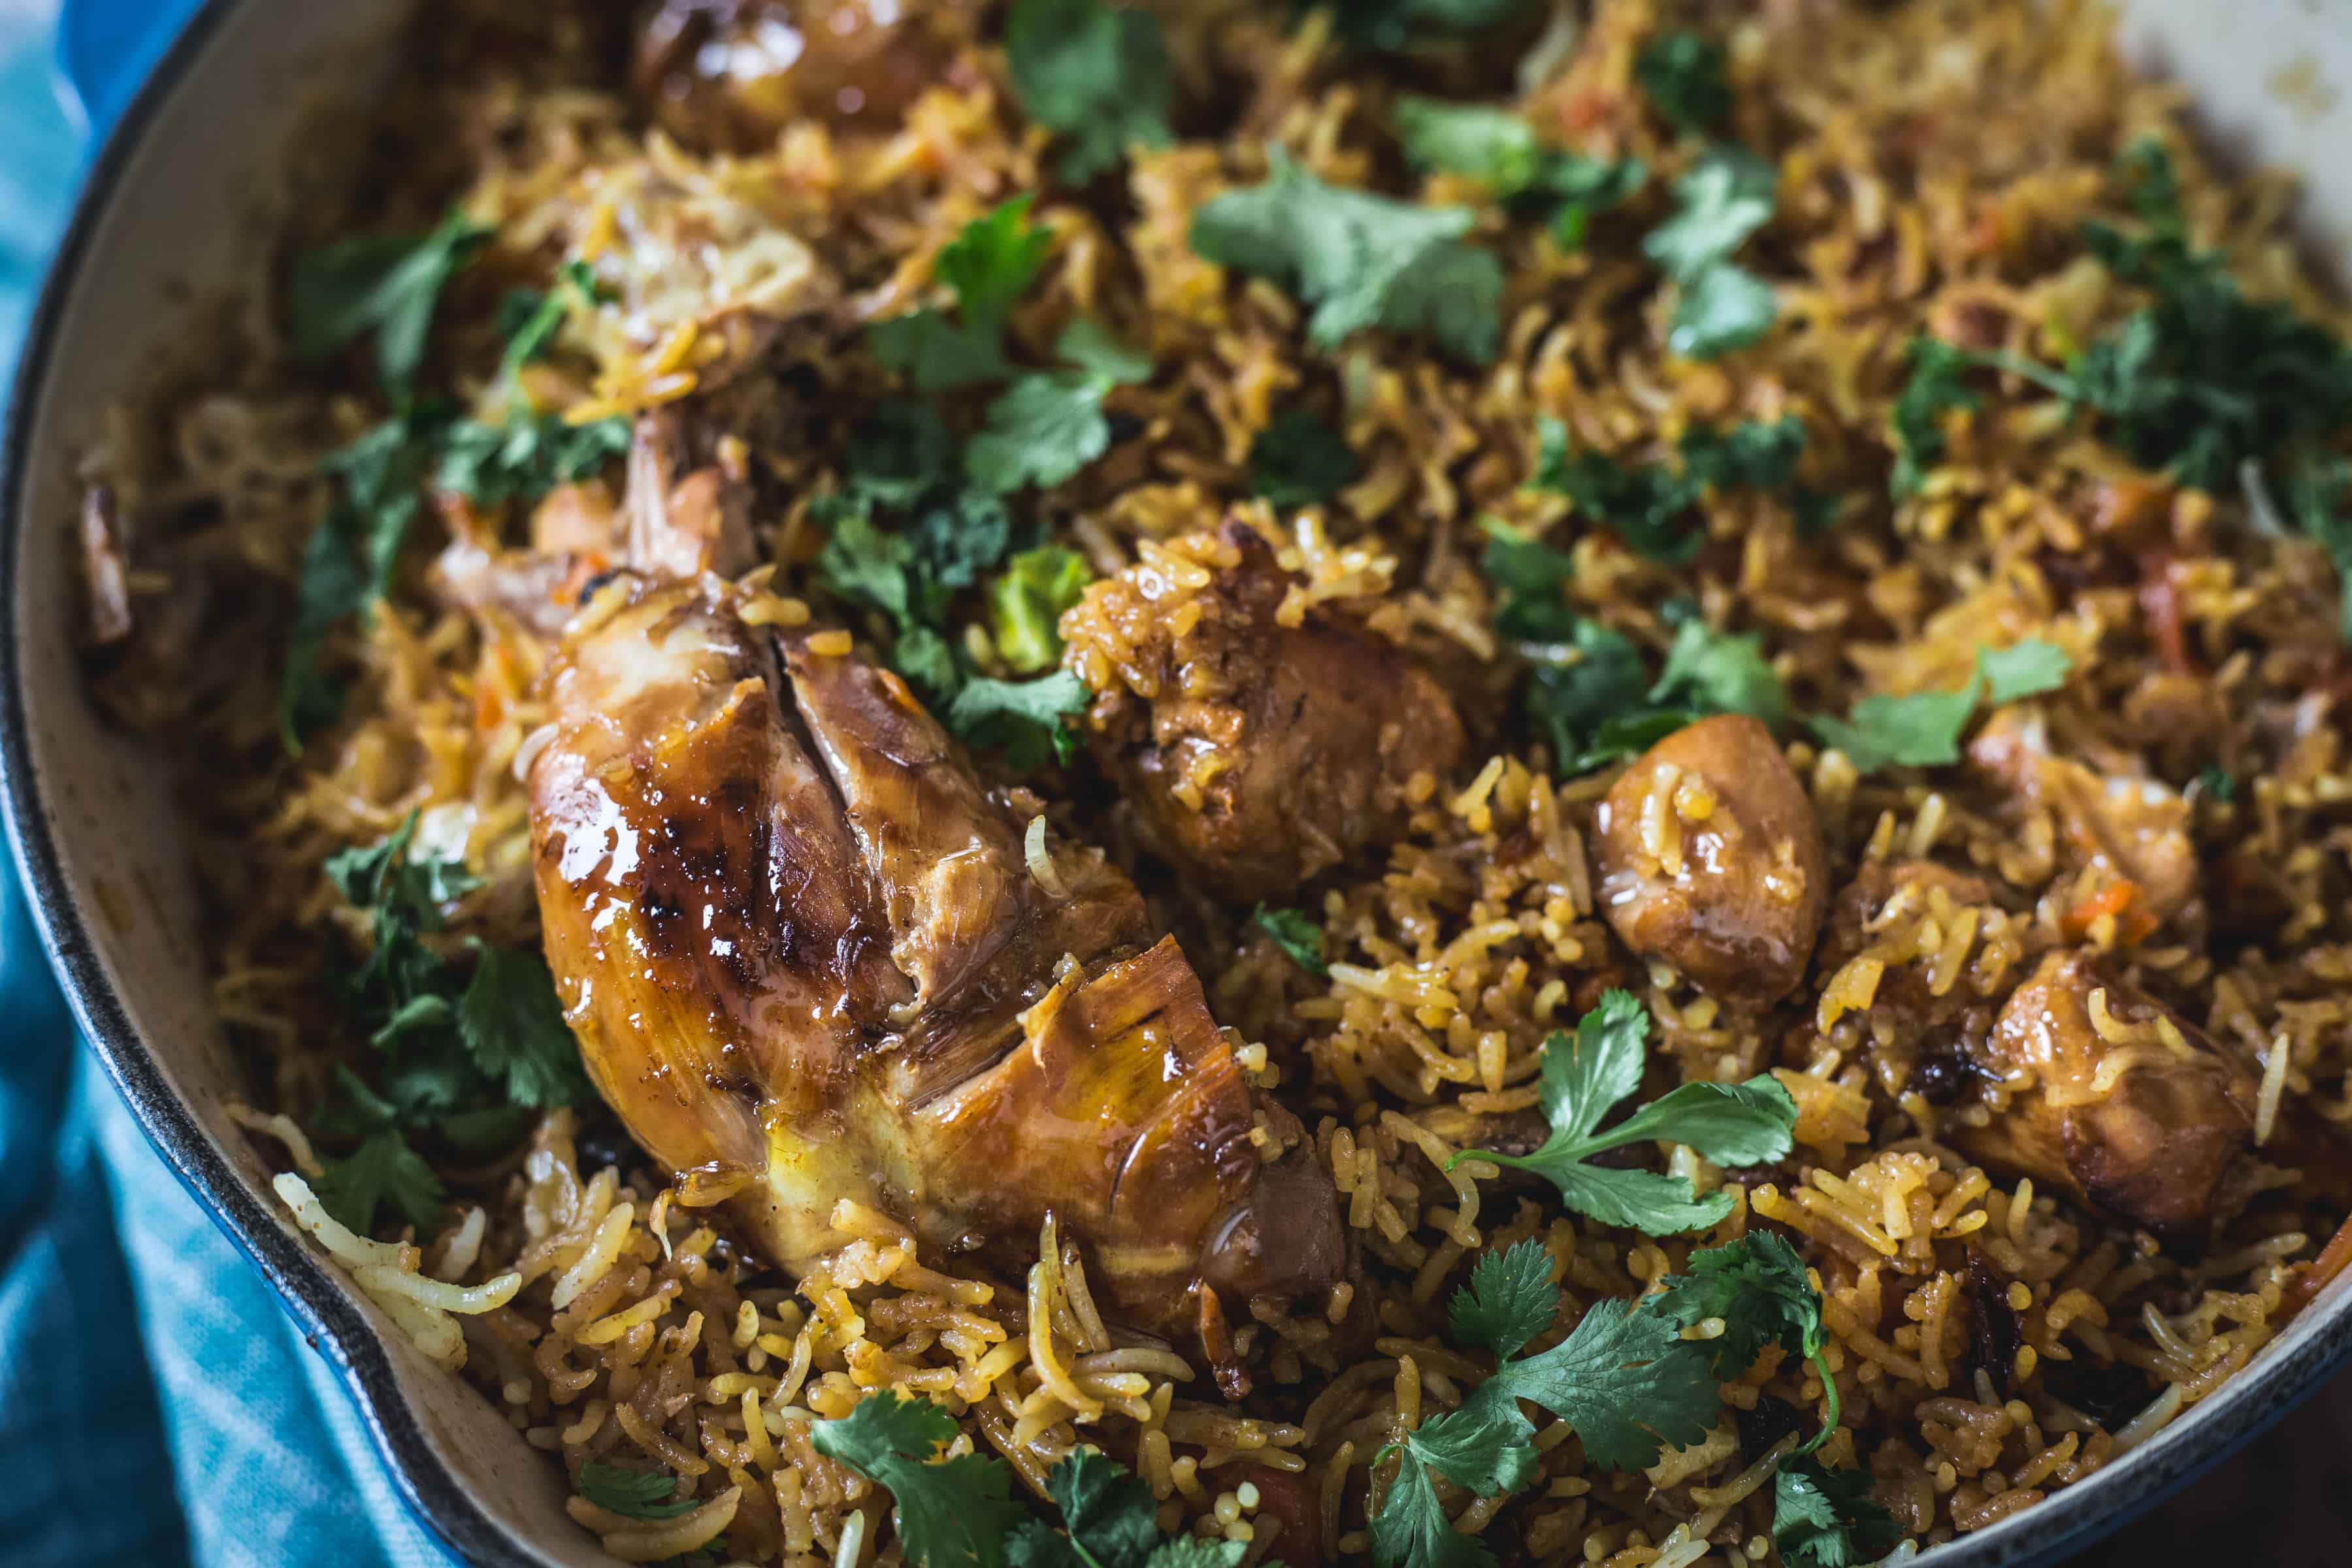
67, 0, 2352, 1562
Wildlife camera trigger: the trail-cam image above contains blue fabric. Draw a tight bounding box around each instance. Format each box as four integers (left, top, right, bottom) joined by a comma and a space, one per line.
0, 3, 466, 1563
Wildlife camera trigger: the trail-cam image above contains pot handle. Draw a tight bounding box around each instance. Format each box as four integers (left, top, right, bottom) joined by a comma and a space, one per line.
54, 0, 206, 137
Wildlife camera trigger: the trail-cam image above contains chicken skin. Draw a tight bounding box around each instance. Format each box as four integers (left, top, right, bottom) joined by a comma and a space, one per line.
524, 572, 1342, 1366
1061, 520, 1466, 902
1952, 951, 2259, 1245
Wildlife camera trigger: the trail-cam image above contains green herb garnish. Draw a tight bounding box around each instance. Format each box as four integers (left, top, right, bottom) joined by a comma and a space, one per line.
1190, 149, 1503, 365
1394, 96, 1645, 248
1252, 904, 1330, 976
870, 197, 1056, 391
1005, 0, 1174, 182
288, 210, 492, 399
1369, 1240, 1719, 1568
1530, 412, 1813, 564
1772, 1456, 1904, 1568
577, 1462, 700, 1521
1249, 410, 1360, 510
966, 321, 1153, 495
1808, 640, 2072, 773
1634, 32, 1730, 135
1642, 146, 1778, 360
1448, 990, 1796, 1233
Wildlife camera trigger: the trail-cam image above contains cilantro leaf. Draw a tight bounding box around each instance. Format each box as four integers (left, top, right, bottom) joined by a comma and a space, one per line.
1480, 515, 1578, 640
870, 198, 1054, 391
947, 670, 1089, 772
1190, 150, 1503, 363
577, 1462, 698, 1520
1451, 989, 1797, 1234
1250, 410, 1360, 510
1395, 97, 1646, 248
499, 259, 608, 380
1368, 1454, 1498, 1568
1045, 1449, 1161, 1568
988, 547, 1093, 673
1773, 1458, 1903, 1568
288, 210, 492, 398
1634, 32, 1730, 135
819, 504, 921, 627
1448, 1238, 1557, 1361
1532, 420, 1701, 564
1467, 1294, 1722, 1472
1252, 904, 1329, 977
1809, 640, 2071, 773
813, 1392, 1026, 1568
313, 1127, 446, 1235
457, 943, 595, 1111
1642, 147, 1778, 359
1007, 0, 1175, 182
434, 412, 632, 509
1651, 617, 1788, 730
2067, 140, 2352, 497
1889, 336, 1983, 498
966, 323, 1151, 495
1649, 1230, 1838, 1449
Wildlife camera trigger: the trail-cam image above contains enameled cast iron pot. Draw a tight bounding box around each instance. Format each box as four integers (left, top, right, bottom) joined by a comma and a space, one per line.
5, 2, 2351, 1562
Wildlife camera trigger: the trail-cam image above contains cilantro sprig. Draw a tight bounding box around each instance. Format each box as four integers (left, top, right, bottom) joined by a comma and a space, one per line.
1808, 640, 2071, 773
1642, 146, 1778, 360
1190, 149, 1503, 365
577, 1462, 699, 1520
871, 197, 1057, 391
1448, 990, 1797, 1233
1370, 1241, 1718, 1568
288, 208, 491, 399
1651, 1232, 1840, 1449
1005, 0, 1175, 183
814, 1393, 1245, 1568
308, 811, 596, 1233
1394, 96, 1645, 250
1531, 412, 1819, 564
279, 239, 631, 750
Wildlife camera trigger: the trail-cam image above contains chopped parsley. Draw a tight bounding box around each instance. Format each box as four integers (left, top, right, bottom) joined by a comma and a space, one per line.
1190, 150, 1503, 364
1530, 412, 1815, 564
870, 197, 1055, 391
815, 1393, 1238, 1568
987, 547, 1093, 673
577, 1462, 699, 1521
308, 811, 596, 1233
1249, 410, 1360, 510
288, 209, 492, 399
1634, 32, 1731, 135
1370, 1239, 1719, 1568
1449, 989, 1797, 1233
1251, 904, 1330, 976
1005, 0, 1175, 182
1641, 146, 1778, 359
1394, 96, 1644, 248
1809, 639, 2072, 773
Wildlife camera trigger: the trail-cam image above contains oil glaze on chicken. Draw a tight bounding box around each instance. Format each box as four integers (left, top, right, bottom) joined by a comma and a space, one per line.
523, 570, 1341, 1386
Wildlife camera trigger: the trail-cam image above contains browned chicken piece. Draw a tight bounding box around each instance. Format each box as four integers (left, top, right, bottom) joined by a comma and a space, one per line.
1591, 715, 1829, 1005
1952, 951, 2258, 1245
527, 573, 1341, 1379
632, 0, 960, 152
1970, 708, 2197, 921
1061, 521, 1467, 902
